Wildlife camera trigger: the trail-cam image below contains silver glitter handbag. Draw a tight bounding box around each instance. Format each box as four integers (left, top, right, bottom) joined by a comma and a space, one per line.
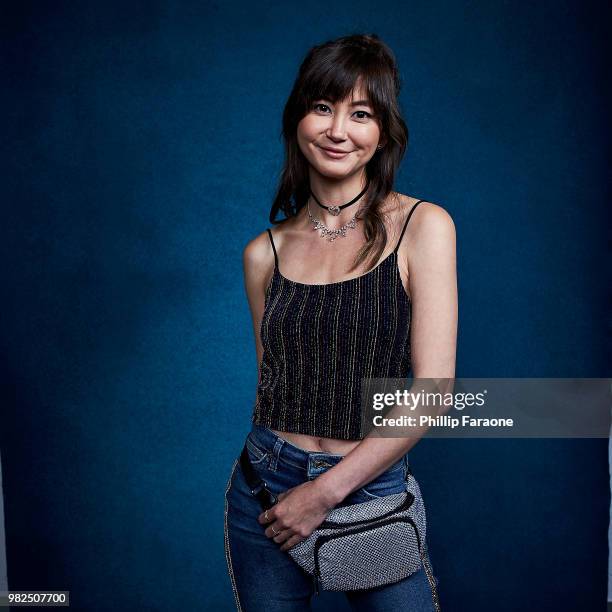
288, 472, 439, 607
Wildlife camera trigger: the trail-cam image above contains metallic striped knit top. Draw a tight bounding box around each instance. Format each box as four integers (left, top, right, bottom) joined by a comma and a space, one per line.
251, 199, 425, 440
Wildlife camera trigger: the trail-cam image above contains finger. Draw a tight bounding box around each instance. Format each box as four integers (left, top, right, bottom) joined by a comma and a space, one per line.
265, 522, 289, 540
272, 528, 292, 544
280, 534, 304, 552
257, 508, 275, 525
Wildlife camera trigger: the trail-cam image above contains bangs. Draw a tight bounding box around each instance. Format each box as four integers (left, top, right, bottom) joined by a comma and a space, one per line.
300, 54, 392, 117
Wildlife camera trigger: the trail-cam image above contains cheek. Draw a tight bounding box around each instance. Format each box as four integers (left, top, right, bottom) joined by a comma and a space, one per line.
297, 116, 321, 141
353, 126, 381, 150
296, 130, 313, 159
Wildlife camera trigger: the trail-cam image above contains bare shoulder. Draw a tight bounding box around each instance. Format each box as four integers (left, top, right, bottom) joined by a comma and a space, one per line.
243, 227, 273, 271
396, 193, 456, 243
243, 220, 291, 294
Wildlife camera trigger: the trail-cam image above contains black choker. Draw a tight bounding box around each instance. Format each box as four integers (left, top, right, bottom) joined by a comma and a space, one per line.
309, 182, 370, 217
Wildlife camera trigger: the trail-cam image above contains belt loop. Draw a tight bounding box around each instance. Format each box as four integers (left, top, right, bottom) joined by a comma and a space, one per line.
269, 436, 284, 472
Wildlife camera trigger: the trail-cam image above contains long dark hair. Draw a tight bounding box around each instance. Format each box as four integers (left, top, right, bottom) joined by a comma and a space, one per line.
269, 33, 409, 272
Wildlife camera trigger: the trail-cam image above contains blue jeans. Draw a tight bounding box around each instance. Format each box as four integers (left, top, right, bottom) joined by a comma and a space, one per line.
224, 424, 440, 611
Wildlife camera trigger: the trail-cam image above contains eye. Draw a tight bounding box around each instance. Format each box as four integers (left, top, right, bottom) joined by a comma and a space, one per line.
312, 103, 373, 120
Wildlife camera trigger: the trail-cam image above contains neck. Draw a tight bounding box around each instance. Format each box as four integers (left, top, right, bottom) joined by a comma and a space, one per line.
307, 171, 369, 225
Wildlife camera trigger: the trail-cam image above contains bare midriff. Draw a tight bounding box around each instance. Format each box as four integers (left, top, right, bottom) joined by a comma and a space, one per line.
270, 429, 361, 456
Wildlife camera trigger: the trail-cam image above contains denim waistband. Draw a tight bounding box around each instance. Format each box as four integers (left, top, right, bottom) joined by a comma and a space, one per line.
247, 423, 408, 477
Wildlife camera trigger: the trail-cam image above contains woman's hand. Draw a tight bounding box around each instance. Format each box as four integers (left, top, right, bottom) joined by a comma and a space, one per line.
257, 479, 339, 551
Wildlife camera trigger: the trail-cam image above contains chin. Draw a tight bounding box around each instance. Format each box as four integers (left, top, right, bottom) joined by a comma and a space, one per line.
315, 166, 351, 179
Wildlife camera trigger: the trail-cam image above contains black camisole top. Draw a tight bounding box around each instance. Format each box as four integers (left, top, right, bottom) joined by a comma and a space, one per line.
251, 199, 425, 440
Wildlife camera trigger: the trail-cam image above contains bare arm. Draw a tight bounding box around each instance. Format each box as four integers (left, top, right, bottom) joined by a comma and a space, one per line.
314, 202, 458, 502
243, 230, 276, 386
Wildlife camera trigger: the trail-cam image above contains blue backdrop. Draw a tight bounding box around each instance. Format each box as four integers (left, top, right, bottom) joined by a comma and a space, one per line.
2, 1, 610, 610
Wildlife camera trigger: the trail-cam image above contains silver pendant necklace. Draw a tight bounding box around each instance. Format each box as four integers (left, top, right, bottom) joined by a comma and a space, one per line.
307, 182, 369, 242
307, 201, 357, 242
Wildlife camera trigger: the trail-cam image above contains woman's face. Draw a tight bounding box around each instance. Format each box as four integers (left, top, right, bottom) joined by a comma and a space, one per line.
297, 83, 384, 180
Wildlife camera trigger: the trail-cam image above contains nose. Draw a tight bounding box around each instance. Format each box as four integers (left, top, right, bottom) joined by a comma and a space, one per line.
326, 111, 348, 141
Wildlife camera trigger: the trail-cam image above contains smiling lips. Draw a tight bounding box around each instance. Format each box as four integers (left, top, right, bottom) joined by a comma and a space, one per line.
319, 146, 351, 159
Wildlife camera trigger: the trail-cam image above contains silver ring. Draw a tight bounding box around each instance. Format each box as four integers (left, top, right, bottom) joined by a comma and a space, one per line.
264, 510, 270, 522
271, 526, 278, 536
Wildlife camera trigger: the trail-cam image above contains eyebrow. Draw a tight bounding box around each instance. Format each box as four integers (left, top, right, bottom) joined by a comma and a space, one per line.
317, 98, 372, 107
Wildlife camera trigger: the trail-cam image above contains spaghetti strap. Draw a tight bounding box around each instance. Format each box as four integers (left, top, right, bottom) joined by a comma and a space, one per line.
266, 228, 278, 269
393, 199, 425, 254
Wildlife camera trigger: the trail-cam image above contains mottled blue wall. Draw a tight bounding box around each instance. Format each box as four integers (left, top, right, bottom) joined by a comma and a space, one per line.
1, 1, 609, 610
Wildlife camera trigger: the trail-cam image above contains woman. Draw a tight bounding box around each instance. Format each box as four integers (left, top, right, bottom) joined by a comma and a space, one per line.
224, 33, 457, 611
